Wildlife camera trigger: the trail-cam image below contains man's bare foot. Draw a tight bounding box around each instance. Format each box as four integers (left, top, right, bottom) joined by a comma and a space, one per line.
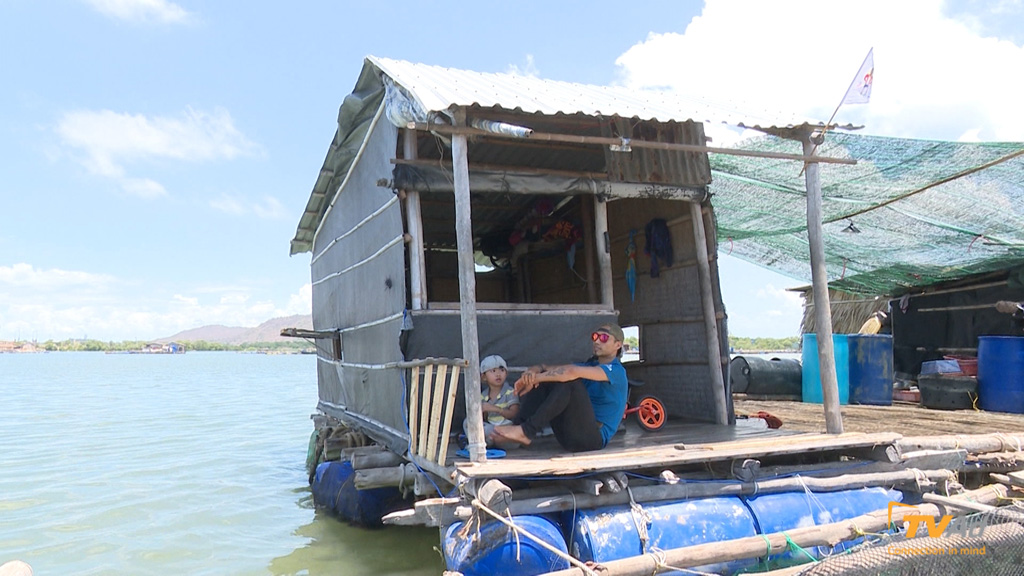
492, 424, 532, 446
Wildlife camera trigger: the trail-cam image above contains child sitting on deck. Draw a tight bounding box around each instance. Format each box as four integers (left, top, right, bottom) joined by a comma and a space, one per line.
464, 355, 520, 449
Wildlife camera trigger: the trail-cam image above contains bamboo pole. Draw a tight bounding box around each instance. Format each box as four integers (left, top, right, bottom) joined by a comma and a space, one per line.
580, 196, 598, 304
452, 111, 486, 463
691, 200, 729, 425
406, 122, 858, 165
403, 128, 427, 310
540, 484, 1009, 576
898, 433, 1024, 454
593, 197, 614, 307
454, 468, 956, 519
802, 134, 843, 434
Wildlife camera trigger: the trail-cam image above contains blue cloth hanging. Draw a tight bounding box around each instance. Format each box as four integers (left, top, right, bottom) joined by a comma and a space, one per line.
644, 218, 673, 278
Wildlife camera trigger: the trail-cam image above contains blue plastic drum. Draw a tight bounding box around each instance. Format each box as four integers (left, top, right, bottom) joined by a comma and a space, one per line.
978, 336, 1024, 414
443, 515, 569, 576
567, 496, 759, 575
847, 334, 894, 405
802, 334, 850, 404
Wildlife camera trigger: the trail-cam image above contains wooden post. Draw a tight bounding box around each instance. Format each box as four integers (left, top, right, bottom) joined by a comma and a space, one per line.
403, 128, 427, 309
593, 196, 614, 307
690, 200, 728, 425
803, 133, 844, 434
452, 112, 486, 462
580, 196, 598, 304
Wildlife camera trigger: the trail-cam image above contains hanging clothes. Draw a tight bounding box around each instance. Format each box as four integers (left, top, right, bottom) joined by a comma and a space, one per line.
644, 218, 673, 278
625, 230, 638, 301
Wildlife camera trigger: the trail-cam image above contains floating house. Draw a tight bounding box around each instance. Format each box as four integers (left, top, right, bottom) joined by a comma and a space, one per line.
289, 58, 1024, 575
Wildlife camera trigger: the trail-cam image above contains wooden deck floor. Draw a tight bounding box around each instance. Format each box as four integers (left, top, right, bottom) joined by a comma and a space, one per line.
452, 418, 899, 479
734, 397, 1024, 437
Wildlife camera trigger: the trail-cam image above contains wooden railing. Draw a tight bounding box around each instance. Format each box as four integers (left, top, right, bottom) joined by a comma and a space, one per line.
407, 358, 465, 467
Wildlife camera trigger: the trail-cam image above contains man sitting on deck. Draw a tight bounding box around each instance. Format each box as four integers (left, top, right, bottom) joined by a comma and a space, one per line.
493, 324, 628, 452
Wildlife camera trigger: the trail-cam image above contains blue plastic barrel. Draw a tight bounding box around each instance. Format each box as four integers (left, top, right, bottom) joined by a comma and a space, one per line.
802, 334, 849, 404
568, 497, 758, 575
978, 336, 1024, 414
311, 461, 406, 527
745, 487, 901, 563
443, 515, 569, 576
847, 334, 894, 405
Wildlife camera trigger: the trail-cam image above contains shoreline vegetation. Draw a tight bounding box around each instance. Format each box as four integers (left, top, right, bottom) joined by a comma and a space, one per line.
3, 335, 800, 355
0, 339, 315, 354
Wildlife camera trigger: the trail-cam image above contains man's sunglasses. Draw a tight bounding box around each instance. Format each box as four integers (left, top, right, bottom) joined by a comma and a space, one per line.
592, 332, 613, 343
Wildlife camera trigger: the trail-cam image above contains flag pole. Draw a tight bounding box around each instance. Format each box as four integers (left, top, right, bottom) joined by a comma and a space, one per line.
800, 48, 873, 175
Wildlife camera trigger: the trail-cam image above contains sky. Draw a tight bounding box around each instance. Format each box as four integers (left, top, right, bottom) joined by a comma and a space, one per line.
1, 0, 1023, 342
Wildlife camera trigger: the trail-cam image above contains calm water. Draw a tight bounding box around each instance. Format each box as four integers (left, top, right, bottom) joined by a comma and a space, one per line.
0, 352, 445, 575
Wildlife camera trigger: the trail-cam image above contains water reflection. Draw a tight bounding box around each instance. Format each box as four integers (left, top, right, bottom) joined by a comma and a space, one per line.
268, 508, 445, 576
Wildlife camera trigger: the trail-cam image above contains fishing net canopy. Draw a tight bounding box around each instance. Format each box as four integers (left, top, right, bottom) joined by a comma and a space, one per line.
711, 133, 1024, 296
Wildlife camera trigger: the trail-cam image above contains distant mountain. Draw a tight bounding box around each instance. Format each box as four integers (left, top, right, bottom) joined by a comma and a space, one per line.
157, 315, 313, 345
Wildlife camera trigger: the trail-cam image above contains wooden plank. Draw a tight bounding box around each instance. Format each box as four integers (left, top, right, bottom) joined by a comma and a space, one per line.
436, 365, 461, 465
402, 128, 428, 310
416, 365, 434, 457
407, 122, 858, 165
690, 200, 727, 425
422, 302, 611, 312
408, 366, 420, 455
455, 431, 901, 478
425, 364, 448, 462
452, 125, 486, 462
593, 197, 613, 306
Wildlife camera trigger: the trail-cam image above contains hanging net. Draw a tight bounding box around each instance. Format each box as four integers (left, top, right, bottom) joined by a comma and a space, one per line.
710, 133, 1024, 296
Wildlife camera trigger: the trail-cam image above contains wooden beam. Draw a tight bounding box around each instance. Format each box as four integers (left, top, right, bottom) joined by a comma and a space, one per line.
452, 111, 487, 463
392, 157, 605, 180
408, 121, 858, 165
691, 200, 728, 425
458, 468, 956, 520
593, 197, 614, 307
403, 128, 428, 310
580, 196, 598, 303
802, 135, 844, 435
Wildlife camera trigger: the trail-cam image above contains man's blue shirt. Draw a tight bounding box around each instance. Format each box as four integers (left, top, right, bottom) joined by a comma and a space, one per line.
579, 357, 628, 446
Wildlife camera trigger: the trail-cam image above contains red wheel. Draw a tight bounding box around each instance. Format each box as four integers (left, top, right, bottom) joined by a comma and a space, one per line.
634, 395, 667, 431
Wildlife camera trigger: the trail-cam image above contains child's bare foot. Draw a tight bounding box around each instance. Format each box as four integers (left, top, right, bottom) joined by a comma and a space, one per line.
492, 424, 532, 446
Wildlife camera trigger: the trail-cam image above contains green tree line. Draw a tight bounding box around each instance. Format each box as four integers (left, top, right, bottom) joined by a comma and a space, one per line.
35, 339, 315, 353
728, 336, 801, 352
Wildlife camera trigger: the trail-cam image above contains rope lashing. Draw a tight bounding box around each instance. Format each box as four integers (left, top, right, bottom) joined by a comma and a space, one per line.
627, 486, 653, 554
471, 498, 599, 576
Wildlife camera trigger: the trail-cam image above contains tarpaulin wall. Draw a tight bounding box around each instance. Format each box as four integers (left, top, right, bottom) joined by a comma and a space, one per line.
311, 112, 407, 434
606, 198, 731, 424
403, 310, 619, 422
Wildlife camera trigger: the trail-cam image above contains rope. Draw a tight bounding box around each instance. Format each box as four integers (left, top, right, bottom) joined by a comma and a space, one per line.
783, 532, 818, 563
627, 486, 653, 554
471, 499, 599, 576
644, 547, 719, 575
995, 433, 1023, 453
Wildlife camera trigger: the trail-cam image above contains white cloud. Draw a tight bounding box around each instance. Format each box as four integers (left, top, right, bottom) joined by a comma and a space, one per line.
0, 263, 307, 341
284, 283, 313, 316
210, 194, 290, 220
83, 0, 192, 24
507, 55, 540, 77
614, 0, 1024, 142
56, 107, 259, 197
0, 263, 114, 291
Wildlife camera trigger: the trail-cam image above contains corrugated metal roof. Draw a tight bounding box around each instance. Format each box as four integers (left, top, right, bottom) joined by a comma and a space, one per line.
368, 56, 846, 132
291, 56, 856, 254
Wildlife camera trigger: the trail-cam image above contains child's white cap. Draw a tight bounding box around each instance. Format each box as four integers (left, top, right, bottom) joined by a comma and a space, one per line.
480, 355, 507, 373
